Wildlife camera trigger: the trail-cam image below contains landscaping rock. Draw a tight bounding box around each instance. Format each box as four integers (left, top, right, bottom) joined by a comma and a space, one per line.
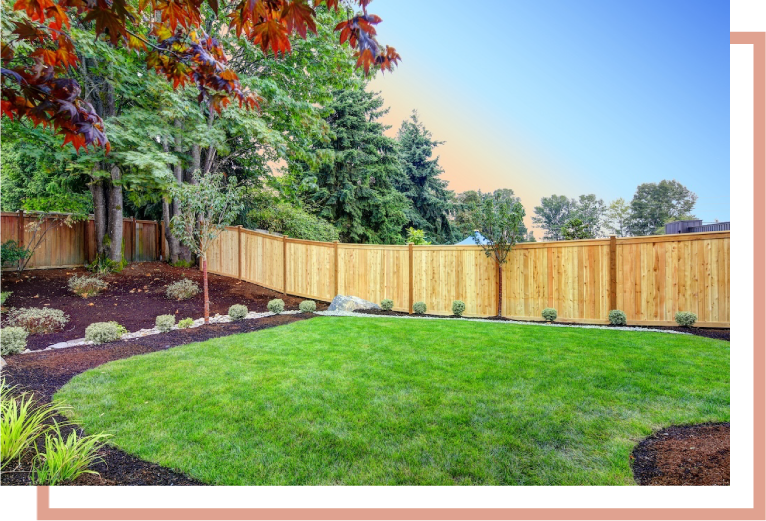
328, 295, 381, 312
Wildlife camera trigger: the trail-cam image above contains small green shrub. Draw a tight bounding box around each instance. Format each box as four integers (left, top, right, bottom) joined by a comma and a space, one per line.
31, 422, 109, 486
675, 311, 698, 327
155, 315, 175, 332
4, 307, 69, 334
165, 278, 200, 300
542, 308, 558, 322
608, 309, 627, 326
85, 322, 127, 345
68, 275, 108, 297
1, 291, 12, 306
178, 318, 194, 329
380, 299, 394, 311
1, 240, 31, 268
452, 300, 466, 317
86, 254, 125, 275
1, 382, 58, 469
228, 304, 248, 320
267, 299, 285, 314
1, 327, 28, 356
171, 259, 194, 268
299, 300, 316, 313
413, 301, 427, 314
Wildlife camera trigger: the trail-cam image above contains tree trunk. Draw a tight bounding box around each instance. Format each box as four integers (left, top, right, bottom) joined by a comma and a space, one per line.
497, 261, 503, 317
107, 166, 124, 263
90, 179, 107, 258
173, 119, 192, 264
202, 256, 209, 323
162, 199, 180, 264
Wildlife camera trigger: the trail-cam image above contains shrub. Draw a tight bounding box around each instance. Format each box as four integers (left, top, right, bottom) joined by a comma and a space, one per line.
4, 307, 69, 334
380, 299, 394, 311
299, 300, 316, 313
1, 291, 11, 306
165, 278, 200, 300
413, 301, 427, 314
452, 300, 466, 317
1, 382, 58, 469
246, 201, 340, 242
178, 318, 194, 329
31, 422, 109, 485
267, 299, 285, 314
1, 327, 28, 356
608, 309, 627, 326
155, 315, 175, 332
229, 304, 248, 320
675, 311, 698, 327
85, 322, 127, 345
1, 240, 31, 268
542, 308, 558, 322
68, 275, 108, 297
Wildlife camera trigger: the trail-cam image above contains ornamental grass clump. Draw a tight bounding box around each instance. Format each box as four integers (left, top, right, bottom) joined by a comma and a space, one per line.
380, 299, 394, 311
165, 278, 200, 301
1, 381, 58, 469
675, 311, 698, 327
31, 422, 109, 486
229, 304, 248, 321
299, 300, 316, 313
178, 318, 194, 329
452, 300, 466, 317
85, 322, 127, 345
155, 315, 175, 332
542, 308, 558, 322
4, 307, 69, 334
608, 310, 627, 326
1, 327, 28, 356
413, 302, 427, 314
267, 299, 285, 314
68, 275, 107, 298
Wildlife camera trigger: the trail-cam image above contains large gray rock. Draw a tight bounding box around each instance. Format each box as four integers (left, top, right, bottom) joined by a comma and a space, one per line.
328, 295, 381, 312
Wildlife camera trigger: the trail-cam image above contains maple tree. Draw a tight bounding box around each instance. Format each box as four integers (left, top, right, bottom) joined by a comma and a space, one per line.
2, 0, 400, 152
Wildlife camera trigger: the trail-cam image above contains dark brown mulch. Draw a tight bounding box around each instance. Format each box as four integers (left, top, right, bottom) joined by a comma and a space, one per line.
353, 309, 729, 341
1, 313, 314, 486
1, 262, 328, 351
631, 423, 730, 486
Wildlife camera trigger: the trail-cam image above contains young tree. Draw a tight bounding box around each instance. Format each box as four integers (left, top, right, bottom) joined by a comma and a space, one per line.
603, 198, 631, 237
572, 194, 605, 238
169, 172, 245, 323
561, 218, 591, 240
395, 111, 456, 244
627, 180, 698, 236
454, 189, 528, 240
532, 195, 575, 241
472, 195, 526, 317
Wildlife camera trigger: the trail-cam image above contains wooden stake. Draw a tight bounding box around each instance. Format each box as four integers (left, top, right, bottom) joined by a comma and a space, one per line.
408, 242, 414, 314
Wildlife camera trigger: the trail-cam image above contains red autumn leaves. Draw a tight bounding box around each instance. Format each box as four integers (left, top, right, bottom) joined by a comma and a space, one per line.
2, 0, 400, 152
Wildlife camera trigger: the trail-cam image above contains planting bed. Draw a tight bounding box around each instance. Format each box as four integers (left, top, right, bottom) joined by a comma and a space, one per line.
1, 313, 313, 485
353, 309, 730, 341
1, 262, 327, 351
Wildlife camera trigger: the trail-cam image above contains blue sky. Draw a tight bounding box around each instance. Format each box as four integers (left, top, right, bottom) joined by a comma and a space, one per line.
368, 0, 730, 234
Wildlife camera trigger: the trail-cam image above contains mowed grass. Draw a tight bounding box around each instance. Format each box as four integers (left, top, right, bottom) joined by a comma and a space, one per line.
55, 317, 729, 485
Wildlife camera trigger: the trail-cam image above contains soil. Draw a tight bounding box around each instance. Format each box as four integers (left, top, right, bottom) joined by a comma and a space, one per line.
631, 423, 730, 486
1, 262, 328, 351
353, 309, 730, 341
1, 313, 314, 486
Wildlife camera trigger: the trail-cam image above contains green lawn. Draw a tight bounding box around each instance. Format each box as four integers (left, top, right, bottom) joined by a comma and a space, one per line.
56, 317, 729, 485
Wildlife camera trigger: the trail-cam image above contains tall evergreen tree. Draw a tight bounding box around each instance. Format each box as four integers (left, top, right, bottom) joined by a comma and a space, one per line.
395, 111, 456, 244
293, 87, 410, 244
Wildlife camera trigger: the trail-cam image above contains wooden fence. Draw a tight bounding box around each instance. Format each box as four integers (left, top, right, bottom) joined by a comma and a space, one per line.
1, 211, 165, 269
207, 227, 730, 328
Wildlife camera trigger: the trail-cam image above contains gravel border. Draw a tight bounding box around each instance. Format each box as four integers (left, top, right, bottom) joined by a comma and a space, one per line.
21, 308, 690, 354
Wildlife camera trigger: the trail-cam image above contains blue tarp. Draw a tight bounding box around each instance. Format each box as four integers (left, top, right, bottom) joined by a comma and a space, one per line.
455, 232, 489, 246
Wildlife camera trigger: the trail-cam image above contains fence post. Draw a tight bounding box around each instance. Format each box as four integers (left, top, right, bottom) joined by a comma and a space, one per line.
132, 217, 137, 262
282, 235, 288, 295
237, 225, 243, 280
408, 242, 414, 314
609, 235, 617, 312
155, 221, 161, 261
83, 218, 90, 264
333, 240, 339, 296
16, 210, 24, 268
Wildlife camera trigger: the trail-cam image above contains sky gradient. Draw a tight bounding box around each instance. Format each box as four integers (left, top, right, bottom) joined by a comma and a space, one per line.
369, 0, 730, 237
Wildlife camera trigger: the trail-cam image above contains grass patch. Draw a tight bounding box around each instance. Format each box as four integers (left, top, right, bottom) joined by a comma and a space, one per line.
56, 317, 729, 485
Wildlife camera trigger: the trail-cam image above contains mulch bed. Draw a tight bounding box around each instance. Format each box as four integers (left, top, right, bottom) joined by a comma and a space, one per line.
631, 423, 730, 486
353, 309, 730, 341
1, 262, 327, 351
1, 313, 314, 486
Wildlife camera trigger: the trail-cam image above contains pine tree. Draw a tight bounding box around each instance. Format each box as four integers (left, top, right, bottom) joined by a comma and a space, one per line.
395, 111, 457, 244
